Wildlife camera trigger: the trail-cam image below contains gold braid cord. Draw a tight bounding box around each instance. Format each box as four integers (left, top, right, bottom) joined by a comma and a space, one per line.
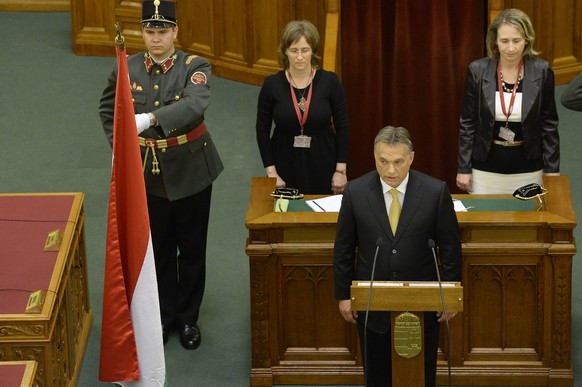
143, 142, 160, 175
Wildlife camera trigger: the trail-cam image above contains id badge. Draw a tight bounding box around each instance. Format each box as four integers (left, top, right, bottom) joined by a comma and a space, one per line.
499, 126, 515, 142
293, 135, 312, 148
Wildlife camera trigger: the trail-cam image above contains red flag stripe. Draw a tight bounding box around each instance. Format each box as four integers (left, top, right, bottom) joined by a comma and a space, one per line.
99, 45, 150, 382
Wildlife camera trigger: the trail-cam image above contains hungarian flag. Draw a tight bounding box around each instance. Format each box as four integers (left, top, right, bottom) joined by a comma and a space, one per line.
99, 41, 166, 386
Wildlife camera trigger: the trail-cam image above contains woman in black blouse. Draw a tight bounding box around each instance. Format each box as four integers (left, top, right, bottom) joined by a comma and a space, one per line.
256, 20, 349, 194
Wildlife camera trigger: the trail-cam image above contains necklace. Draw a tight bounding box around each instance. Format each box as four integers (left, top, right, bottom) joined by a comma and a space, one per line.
288, 68, 313, 112
499, 69, 523, 93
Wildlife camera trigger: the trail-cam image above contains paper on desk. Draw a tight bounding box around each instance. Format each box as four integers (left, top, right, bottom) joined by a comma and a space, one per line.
306, 194, 343, 212
453, 199, 468, 212
307, 196, 465, 213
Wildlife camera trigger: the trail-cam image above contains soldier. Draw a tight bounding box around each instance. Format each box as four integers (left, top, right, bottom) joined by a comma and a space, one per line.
99, 0, 223, 350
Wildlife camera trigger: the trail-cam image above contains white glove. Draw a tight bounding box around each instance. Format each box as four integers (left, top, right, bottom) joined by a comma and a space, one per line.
135, 113, 151, 134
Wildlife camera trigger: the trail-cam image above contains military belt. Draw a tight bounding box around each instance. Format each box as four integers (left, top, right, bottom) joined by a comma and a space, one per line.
139, 122, 207, 150
140, 123, 207, 174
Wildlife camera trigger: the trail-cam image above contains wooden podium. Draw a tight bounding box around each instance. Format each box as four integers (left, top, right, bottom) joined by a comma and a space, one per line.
245, 176, 575, 386
351, 281, 463, 386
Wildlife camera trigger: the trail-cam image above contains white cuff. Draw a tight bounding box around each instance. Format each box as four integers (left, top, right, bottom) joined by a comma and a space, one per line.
135, 113, 150, 134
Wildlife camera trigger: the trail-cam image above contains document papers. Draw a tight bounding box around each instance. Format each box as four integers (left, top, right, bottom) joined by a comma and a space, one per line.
305, 194, 343, 212
453, 199, 468, 212
306, 196, 466, 213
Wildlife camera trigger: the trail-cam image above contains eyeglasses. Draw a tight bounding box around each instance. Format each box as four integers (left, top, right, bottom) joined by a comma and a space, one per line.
287, 48, 312, 56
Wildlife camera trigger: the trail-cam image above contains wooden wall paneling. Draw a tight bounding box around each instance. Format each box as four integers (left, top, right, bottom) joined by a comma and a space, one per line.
293, 0, 327, 33
216, 0, 248, 67
323, 0, 340, 74
71, 0, 116, 57
251, 0, 285, 74
464, 256, 542, 362
551, 0, 582, 83
178, 0, 214, 56
71, 0, 145, 57
550, 254, 573, 379
71, 0, 335, 85
277, 252, 353, 363
212, 0, 279, 84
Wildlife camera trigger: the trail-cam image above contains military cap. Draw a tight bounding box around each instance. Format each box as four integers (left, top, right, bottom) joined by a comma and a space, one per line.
141, 0, 177, 28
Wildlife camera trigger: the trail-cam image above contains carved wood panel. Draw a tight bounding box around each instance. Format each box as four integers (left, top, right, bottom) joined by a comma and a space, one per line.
71, 0, 332, 85
279, 261, 353, 359
467, 261, 541, 359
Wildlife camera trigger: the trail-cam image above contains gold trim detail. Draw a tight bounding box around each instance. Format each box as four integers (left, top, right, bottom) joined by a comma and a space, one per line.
393, 312, 422, 358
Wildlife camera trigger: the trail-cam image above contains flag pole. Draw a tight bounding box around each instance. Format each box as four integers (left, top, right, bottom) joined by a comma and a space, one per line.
115, 22, 125, 51
99, 20, 167, 386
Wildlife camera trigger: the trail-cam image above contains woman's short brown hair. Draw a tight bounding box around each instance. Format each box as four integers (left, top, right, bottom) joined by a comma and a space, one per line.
486, 8, 539, 60
277, 20, 321, 69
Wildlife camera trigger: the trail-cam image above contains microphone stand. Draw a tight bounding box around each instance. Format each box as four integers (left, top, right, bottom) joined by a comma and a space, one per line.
364, 237, 383, 387
429, 239, 452, 387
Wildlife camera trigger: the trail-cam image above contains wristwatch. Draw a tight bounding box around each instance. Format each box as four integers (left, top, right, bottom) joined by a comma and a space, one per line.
147, 112, 156, 127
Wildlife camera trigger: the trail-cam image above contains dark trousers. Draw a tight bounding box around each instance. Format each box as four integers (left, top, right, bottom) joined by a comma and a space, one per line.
147, 185, 212, 327
357, 312, 439, 387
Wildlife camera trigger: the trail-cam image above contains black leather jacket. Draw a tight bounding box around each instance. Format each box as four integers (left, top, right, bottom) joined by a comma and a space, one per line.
458, 57, 559, 174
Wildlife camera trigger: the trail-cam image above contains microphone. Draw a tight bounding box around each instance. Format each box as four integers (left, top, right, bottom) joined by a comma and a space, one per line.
363, 237, 384, 386
429, 239, 452, 387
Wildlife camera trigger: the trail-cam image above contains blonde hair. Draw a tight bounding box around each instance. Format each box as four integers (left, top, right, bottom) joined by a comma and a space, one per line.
486, 8, 539, 60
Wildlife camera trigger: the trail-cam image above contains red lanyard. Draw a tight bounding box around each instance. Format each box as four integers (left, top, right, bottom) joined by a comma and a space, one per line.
288, 68, 315, 134
497, 59, 523, 127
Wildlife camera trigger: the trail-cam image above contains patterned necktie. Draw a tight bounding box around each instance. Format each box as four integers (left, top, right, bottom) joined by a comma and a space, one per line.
389, 188, 401, 235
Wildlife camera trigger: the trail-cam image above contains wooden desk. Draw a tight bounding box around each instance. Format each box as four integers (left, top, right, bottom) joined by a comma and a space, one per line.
245, 176, 576, 386
0, 361, 38, 387
0, 193, 92, 387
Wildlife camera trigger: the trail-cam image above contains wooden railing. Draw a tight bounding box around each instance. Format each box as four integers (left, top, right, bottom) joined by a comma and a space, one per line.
323, 0, 340, 75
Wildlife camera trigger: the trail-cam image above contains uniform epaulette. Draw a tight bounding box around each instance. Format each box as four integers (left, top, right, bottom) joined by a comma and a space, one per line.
185, 55, 199, 65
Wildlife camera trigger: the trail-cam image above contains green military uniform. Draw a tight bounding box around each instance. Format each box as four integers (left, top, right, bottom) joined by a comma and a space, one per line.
100, 50, 223, 200
99, 45, 223, 347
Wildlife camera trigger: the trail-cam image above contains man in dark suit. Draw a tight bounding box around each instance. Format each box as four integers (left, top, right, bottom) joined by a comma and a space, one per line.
99, 0, 223, 350
333, 126, 462, 387
561, 71, 582, 112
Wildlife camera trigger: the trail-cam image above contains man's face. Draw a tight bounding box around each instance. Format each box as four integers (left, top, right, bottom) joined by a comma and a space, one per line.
374, 142, 414, 188
142, 26, 178, 61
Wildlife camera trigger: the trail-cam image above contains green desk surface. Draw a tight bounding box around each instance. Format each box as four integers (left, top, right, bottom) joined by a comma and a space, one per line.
286, 199, 314, 212
283, 197, 536, 212
457, 198, 536, 212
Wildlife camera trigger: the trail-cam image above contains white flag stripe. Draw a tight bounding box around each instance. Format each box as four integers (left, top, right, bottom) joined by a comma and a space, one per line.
118, 236, 165, 386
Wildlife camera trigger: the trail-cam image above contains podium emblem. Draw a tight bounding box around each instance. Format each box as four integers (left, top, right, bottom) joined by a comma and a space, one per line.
393, 312, 422, 358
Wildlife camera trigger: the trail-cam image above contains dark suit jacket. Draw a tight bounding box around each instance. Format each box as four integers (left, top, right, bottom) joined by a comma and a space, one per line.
333, 169, 462, 333
458, 57, 560, 174
561, 71, 582, 112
